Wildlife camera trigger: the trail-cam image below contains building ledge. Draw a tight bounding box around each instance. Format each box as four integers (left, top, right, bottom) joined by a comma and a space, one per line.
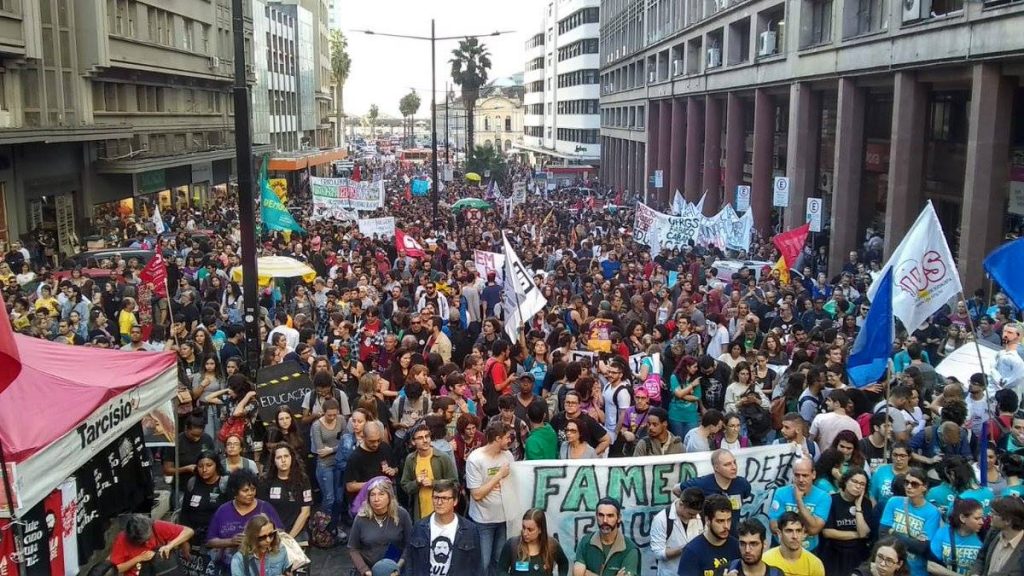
267, 147, 348, 171
95, 144, 274, 174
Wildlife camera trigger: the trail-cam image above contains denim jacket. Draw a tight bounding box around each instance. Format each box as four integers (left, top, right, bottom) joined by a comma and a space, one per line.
403, 514, 481, 576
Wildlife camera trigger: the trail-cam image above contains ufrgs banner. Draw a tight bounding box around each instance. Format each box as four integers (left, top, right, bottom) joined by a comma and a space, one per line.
504, 445, 797, 575
310, 177, 385, 218
636, 202, 754, 253
358, 217, 396, 238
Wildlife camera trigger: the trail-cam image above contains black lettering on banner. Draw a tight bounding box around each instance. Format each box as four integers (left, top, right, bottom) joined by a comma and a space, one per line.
510, 260, 534, 295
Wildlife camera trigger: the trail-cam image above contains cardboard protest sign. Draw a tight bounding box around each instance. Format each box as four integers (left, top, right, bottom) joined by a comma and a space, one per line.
254, 363, 312, 422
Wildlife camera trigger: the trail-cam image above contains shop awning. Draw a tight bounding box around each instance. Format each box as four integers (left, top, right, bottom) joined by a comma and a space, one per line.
512, 142, 600, 162
268, 148, 348, 171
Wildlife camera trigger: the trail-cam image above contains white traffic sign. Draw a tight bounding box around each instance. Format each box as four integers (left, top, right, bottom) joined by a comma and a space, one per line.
735, 185, 751, 212
806, 197, 823, 232
773, 177, 790, 207
654, 170, 664, 189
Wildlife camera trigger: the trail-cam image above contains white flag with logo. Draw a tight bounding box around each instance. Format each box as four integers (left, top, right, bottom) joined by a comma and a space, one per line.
501, 231, 547, 342
671, 190, 687, 216
152, 205, 166, 234
868, 201, 962, 331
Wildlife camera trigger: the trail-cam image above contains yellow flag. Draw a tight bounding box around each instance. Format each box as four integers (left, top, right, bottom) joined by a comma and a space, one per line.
543, 209, 554, 226
773, 256, 790, 285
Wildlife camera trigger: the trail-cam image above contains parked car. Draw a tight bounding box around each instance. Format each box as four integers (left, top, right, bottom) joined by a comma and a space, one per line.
64, 249, 155, 269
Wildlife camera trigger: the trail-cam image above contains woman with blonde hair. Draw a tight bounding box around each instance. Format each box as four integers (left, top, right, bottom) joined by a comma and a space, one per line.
347, 477, 412, 576
230, 514, 289, 576
497, 508, 569, 576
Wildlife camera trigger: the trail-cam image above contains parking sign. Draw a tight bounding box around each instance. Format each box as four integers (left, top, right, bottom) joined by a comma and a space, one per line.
735, 185, 751, 212
773, 177, 790, 207
806, 198, 823, 232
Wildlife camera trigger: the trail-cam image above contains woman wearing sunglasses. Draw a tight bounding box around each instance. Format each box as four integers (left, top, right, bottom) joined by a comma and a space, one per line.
878, 468, 942, 576
230, 514, 289, 576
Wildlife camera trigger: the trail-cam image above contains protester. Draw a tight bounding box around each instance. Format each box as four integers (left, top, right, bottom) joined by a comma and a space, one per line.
109, 515, 194, 576
572, 497, 641, 576
404, 480, 481, 576
678, 494, 740, 576
496, 509, 569, 576
347, 477, 412, 576
649, 489, 704, 576
230, 514, 290, 576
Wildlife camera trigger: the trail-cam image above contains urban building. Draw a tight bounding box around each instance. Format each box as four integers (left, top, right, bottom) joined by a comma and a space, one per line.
435, 90, 468, 160
0, 0, 273, 256
598, 0, 1024, 290
519, 0, 602, 167
474, 75, 526, 153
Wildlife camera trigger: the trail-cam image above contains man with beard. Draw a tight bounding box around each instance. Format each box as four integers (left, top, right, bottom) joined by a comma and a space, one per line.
404, 479, 481, 576
573, 497, 641, 576
725, 520, 784, 576
678, 495, 740, 576
990, 323, 1024, 398
697, 355, 731, 413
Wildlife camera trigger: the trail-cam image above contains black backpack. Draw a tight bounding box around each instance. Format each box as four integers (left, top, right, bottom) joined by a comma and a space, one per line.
482, 360, 502, 418
740, 401, 773, 443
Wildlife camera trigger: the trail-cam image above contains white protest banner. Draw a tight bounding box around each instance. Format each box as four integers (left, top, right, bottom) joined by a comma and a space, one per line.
310, 177, 384, 218
474, 250, 505, 282
633, 203, 663, 253
723, 205, 754, 252
358, 217, 396, 238
501, 232, 547, 342
512, 181, 527, 204
659, 210, 701, 250
504, 445, 798, 574
696, 209, 727, 250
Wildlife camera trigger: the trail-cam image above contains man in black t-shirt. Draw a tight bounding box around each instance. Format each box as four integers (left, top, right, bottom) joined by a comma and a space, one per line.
343, 421, 398, 497
161, 416, 215, 480
550, 390, 610, 456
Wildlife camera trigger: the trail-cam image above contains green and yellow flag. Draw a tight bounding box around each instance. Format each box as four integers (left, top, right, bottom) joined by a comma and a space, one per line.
259, 156, 304, 234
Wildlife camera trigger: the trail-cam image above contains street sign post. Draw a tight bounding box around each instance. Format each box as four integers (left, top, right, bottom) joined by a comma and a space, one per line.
772, 177, 790, 207
806, 197, 823, 232
736, 185, 751, 212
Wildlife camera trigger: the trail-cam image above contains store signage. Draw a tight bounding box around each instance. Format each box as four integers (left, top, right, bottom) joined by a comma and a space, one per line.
136, 169, 166, 195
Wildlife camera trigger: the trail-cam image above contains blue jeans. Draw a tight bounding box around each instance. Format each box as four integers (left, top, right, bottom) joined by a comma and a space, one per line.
669, 420, 693, 441
315, 461, 341, 523
476, 521, 506, 576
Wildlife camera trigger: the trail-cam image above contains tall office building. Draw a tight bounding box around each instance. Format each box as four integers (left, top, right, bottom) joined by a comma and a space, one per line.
519, 0, 601, 168
598, 0, 1024, 290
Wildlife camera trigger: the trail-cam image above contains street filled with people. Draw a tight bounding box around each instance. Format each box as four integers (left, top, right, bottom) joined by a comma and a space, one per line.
4, 152, 1024, 576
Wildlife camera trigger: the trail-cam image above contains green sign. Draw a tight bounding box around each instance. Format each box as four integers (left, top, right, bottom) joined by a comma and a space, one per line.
137, 169, 166, 195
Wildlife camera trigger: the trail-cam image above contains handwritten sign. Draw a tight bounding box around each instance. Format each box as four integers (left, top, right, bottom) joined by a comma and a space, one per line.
254, 363, 312, 423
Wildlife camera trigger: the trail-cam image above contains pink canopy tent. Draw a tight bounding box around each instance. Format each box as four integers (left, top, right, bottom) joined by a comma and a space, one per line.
0, 323, 177, 517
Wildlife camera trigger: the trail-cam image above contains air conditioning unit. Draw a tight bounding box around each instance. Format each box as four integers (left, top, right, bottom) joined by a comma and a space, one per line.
820, 171, 833, 193
902, 0, 931, 22
758, 31, 777, 56
208, 56, 220, 70
706, 47, 721, 68
672, 59, 684, 75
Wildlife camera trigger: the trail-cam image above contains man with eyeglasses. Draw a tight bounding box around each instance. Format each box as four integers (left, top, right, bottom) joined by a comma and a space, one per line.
404, 479, 481, 576
417, 280, 450, 320
550, 390, 611, 456
400, 424, 457, 521
725, 519, 784, 576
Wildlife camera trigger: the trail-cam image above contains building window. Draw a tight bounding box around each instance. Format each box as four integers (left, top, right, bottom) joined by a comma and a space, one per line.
0, 0, 18, 14
844, 0, 885, 37
929, 0, 964, 16
802, 0, 832, 46
505, 116, 511, 131
557, 69, 599, 88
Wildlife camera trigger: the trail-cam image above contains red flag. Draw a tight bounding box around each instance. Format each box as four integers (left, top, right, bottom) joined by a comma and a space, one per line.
772, 223, 810, 267
0, 293, 22, 395
395, 228, 426, 258
614, 188, 623, 206
405, 183, 412, 202
140, 252, 169, 297
352, 165, 362, 182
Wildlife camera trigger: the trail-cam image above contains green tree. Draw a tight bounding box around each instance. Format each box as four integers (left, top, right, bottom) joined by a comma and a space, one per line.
368, 104, 379, 138
398, 90, 421, 147
329, 30, 351, 147
467, 144, 507, 186
450, 37, 491, 156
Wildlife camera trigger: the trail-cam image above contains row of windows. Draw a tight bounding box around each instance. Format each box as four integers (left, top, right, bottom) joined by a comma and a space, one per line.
557, 69, 599, 88
525, 126, 544, 137
557, 38, 599, 62
107, 0, 210, 54
557, 128, 600, 144
526, 57, 544, 71
481, 116, 514, 131
526, 80, 544, 93
557, 7, 600, 35
526, 104, 544, 115
526, 33, 545, 49
98, 131, 229, 159
600, 105, 646, 128
92, 82, 224, 114
557, 99, 599, 115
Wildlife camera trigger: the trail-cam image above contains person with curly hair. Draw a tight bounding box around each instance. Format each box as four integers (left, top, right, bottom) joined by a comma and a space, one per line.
258, 443, 313, 544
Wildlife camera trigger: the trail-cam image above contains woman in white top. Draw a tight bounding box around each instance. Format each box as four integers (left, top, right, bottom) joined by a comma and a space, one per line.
717, 340, 746, 370
723, 362, 770, 414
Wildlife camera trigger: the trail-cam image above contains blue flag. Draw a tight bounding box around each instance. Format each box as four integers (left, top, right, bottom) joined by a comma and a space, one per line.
259, 156, 305, 234
984, 238, 1024, 309
847, 268, 894, 388
411, 178, 430, 196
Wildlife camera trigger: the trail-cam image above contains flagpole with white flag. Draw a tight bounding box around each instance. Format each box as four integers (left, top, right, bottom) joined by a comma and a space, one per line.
501, 231, 547, 343
868, 200, 962, 335
152, 205, 166, 234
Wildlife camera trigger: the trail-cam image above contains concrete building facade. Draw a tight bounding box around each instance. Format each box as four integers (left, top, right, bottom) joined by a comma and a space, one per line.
520, 0, 602, 167
473, 95, 525, 153
599, 0, 1024, 290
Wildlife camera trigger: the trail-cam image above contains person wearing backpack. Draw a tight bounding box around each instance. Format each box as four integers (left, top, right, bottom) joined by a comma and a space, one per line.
797, 366, 828, 425
808, 389, 862, 454
481, 340, 514, 418
650, 489, 705, 576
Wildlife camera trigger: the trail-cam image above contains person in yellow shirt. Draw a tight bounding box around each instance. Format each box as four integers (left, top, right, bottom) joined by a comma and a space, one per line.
34, 284, 60, 317
118, 297, 138, 345
399, 424, 457, 521
762, 512, 825, 576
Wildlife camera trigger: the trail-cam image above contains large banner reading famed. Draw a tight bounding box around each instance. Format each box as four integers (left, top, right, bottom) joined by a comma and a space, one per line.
504, 445, 797, 575
310, 177, 384, 218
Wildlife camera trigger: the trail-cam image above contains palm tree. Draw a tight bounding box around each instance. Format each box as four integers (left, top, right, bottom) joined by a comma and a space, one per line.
399, 90, 421, 147
450, 37, 491, 159
329, 30, 351, 148
368, 104, 379, 138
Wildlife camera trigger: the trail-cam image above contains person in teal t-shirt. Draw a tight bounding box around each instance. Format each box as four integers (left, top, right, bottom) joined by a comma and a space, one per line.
870, 444, 912, 515
879, 468, 942, 576
668, 359, 701, 440
928, 456, 995, 518
769, 459, 832, 551
927, 498, 984, 576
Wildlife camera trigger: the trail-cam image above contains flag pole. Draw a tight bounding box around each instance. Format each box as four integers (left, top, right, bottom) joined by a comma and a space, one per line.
502, 231, 527, 337
959, 290, 994, 486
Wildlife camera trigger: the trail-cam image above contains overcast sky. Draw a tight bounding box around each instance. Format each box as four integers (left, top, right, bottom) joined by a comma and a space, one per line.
337, 0, 544, 118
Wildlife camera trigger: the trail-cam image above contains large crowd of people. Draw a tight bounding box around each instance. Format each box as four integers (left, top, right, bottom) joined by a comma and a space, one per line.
4, 153, 1024, 576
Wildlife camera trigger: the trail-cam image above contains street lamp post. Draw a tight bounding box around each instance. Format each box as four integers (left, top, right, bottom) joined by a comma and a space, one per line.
354, 23, 513, 220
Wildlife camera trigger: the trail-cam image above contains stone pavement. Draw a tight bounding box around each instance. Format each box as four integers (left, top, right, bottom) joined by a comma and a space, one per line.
309, 545, 355, 576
